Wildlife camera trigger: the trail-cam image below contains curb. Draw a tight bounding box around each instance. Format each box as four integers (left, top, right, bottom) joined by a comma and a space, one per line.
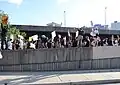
21, 79, 120, 85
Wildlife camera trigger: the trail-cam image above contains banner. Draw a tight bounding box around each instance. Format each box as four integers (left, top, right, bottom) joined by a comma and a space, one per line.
0, 51, 3, 59
68, 30, 70, 37
76, 31, 79, 37
31, 35, 38, 41
63, 37, 66, 45
58, 35, 61, 38
30, 43, 36, 49
51, 31, 56, 42
51, 31, 56, 38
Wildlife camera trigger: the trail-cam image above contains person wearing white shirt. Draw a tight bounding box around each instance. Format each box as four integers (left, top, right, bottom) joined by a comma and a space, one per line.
7, 39, 13, 50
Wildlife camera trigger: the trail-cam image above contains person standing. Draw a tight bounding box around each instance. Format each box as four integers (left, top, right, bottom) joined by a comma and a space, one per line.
1, 15, 8, 50
7, 39, 13, 50
19, 38, 24, 50
1, 23, 8, 50
77, 28, 85, 47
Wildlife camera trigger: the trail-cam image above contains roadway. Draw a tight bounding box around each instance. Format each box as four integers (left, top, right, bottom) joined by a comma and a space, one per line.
0, 69, 120, 85
96, 83, 120, 85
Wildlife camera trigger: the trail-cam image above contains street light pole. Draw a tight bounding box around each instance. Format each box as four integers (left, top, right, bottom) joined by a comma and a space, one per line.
64, 11, 66, 27
105, 7, 107, 29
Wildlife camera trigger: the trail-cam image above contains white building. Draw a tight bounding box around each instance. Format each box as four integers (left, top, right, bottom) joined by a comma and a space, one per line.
111, 21, 120, 30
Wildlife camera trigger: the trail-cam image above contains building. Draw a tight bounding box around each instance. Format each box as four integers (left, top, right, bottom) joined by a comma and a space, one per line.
47, 22, 62, 27
111, 21, 120, 30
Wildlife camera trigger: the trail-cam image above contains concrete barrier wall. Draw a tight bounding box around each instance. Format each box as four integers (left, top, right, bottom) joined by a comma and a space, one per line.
0, 57, 120, 72
0, 46, 120, 71
93, 46, 120, 59
0, 47, 93, 65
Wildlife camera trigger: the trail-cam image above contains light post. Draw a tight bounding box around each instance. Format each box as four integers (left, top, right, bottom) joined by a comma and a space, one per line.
105, 7, 107, 29
64, 11, 66, 27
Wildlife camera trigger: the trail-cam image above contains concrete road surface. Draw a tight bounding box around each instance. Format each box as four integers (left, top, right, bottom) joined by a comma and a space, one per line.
0, 69, 120, 85
97, 83, 120, 85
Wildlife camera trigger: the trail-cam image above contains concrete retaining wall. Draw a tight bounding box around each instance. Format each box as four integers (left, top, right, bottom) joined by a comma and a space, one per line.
93, 46, 120, 59
0, 57, 120, 72
0, 46, 120, 71
0, 47, 93, 65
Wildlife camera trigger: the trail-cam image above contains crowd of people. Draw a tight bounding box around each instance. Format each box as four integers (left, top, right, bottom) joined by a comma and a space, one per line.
2, 28, 120, 50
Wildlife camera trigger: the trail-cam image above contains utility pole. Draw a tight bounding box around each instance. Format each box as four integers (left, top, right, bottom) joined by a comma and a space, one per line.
64, 11, 66, 27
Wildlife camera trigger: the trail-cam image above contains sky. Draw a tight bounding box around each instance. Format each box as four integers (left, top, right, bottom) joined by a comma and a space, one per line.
0, 0, 120, 27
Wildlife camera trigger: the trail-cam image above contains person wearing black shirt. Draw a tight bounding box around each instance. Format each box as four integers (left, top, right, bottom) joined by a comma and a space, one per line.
78, 28, 85, 35
53, 35, 59, 48
77, 28, 85, 47
107, 38, 113, 46
1, 23, 8, 50
72, 38, 77, 47
83, 36, 90, 47
47, 39, 52, 48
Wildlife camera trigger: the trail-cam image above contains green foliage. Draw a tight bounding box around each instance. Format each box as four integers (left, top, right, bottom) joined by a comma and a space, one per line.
7, 26, 20, 39
6, 25, 27, 40
0, 10, 27, 39
20, 32, 26, 37
0, 10, 4, 25
7, 26, 27, 39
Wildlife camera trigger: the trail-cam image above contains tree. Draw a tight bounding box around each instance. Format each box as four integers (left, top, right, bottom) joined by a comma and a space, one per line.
20, 32, 26, 38
0, 10, 4, 23
0, 10, 26, 40
7, 26, 20, 39
7, 26, 27, 40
